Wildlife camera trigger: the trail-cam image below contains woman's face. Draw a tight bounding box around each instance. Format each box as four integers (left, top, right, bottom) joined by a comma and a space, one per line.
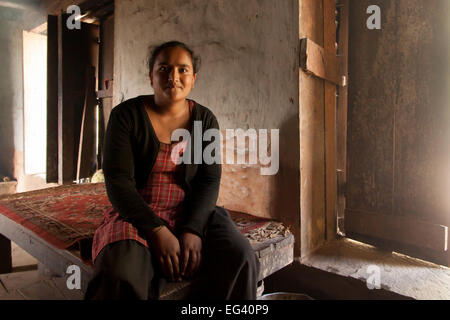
150, 46, 197, 103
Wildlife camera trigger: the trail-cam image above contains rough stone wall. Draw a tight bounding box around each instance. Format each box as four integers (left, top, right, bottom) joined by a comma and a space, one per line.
114, 0, 301, 253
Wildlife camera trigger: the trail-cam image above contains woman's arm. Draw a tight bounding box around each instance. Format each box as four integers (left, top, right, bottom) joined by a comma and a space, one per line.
178, 112, 221, 278
179, 113, 222, 238
103, 105, 165, 234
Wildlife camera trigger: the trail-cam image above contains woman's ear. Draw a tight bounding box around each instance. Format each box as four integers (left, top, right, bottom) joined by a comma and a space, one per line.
149, 72, 154, 87
192, 73, 197, 88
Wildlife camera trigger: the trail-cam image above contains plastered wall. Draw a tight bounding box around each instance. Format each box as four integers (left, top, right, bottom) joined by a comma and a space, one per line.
0, 8, 24, 180
0, 6, 58, 192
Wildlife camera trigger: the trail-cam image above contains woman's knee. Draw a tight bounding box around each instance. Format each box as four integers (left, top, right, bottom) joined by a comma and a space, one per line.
230, 238, 259, 269
93, 240, 153, 285
214, 206, 230, 218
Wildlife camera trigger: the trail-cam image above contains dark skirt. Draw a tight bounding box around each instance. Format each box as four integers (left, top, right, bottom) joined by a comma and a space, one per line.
84, 206, 260, 300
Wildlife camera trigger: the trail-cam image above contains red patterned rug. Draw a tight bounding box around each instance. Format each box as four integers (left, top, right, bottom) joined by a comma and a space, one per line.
0, 183, 271, 265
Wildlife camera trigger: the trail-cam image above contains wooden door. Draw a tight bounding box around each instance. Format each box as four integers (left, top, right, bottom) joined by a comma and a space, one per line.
344, 0, 450, 266
46, 14, 99, 184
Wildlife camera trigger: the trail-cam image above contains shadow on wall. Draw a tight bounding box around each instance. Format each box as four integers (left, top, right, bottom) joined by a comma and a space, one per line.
272, 114, 300, 254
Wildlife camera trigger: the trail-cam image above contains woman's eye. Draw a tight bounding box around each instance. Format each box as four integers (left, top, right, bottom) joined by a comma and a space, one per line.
179, 68, 187, 73
159, 66, 167, 71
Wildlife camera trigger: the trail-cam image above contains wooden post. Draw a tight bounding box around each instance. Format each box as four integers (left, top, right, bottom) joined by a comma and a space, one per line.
324, 0, 338, 241
47, 15, 59, 183
76, 66, 97, 181
336, 0, 349, 234
57, 14, 99, 184
0, 234, 12, 274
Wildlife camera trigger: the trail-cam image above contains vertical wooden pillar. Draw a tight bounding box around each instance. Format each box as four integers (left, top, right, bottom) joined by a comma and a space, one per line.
76, 66, 97, 181
0, 234, 12, 274
299, 0, 326, 257
324, 0, 338, 240
336, 0, 349, 234
57, 14, 99, 184
47, 15, 59, 183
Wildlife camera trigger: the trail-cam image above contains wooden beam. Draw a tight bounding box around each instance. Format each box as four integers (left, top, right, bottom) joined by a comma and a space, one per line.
336, 0, 349, 234
324, 0, 338, 241
300, 37, 343, 86
57, 14, 100, 184
0, 234, 12, 274
299, 0, 326, 258
47, 15, 58, 183
345, 209, 448, 252
76, 66, 97, 181
0, 213, 93, 292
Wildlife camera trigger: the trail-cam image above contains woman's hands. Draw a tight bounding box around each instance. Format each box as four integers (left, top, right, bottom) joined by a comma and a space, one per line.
179, 232, 202, 278
149, 227, 202, 282
149, 226, 182, 282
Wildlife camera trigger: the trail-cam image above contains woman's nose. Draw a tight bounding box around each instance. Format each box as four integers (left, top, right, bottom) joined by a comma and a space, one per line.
168, 68, 179, 82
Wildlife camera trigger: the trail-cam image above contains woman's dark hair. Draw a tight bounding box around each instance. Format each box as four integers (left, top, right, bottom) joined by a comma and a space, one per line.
148, 41, 201, 74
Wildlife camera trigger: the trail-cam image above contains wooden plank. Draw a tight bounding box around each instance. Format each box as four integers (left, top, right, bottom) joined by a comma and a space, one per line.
58, 15, 100, 184
336, 0, 348, 233
257, 234, 294, 280
76, 66, 97, 181
0, 234, 12, 274
391, 2, 450, 227
299, 0, 326, 258
300, 38, 341, 86
98, 15, 114, 168
57, 14, 63, 184
324, 0, 337, 241
0, 213, 94, 292
345, 209, 448, 252
346, 1, 395, 216
46, 15, 58, 183
346, 1, 450, 266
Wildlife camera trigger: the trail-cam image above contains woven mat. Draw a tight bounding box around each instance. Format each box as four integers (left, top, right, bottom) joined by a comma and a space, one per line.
0, 183, 289, 264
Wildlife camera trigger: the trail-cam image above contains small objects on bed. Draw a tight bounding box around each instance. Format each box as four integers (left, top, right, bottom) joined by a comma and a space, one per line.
245, 221, 291, 243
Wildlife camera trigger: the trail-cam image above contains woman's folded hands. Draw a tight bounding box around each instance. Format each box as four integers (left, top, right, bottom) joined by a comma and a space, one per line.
148, 226, 202, 282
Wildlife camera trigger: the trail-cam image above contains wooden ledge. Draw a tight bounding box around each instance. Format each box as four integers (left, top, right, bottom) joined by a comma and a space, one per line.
300, 38, 345, 86
299, 238, 450, 300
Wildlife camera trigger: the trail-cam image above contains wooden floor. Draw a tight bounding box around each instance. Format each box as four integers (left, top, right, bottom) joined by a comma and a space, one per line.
0, 242, 84, 300
0, 269, 84, 300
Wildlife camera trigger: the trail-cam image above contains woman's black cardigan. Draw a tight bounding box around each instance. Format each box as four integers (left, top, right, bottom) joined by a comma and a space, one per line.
102, 95, 221, 239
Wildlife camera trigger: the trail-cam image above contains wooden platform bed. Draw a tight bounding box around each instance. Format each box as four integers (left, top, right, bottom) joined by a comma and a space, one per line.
0, 183, 294, 299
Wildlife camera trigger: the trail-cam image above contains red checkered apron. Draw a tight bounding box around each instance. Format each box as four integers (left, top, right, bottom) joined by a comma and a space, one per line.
91, 102, 193, 262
